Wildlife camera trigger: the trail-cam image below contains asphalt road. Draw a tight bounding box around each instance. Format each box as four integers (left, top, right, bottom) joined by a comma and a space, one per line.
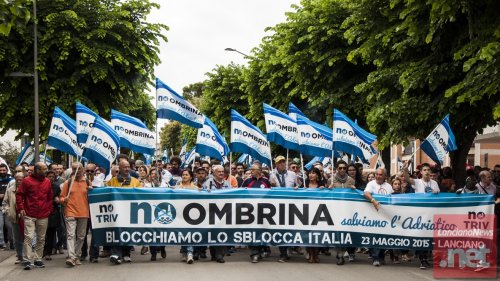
0, 247, 496, 281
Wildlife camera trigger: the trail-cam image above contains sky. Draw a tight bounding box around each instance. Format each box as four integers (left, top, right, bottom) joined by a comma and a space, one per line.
0, 0, 300, 145
149, 0, 299, 93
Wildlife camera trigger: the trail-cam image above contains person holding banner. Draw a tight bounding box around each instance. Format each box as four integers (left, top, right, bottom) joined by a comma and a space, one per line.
269, 156, 299, 263
241, 163, 272, 263
16, 162, 53, 270
59, 162, 93, 267
328, 160, 355, 189
107, 159, 141, 265
175, 169, 198, 264
363, 168, 392, 267
200, 165, 228, 263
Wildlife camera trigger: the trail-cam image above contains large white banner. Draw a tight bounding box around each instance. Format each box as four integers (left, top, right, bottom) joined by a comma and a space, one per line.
89, 188, 494, 248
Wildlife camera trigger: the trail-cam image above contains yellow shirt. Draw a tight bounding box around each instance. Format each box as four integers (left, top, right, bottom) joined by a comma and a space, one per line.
107, 176, 142, 188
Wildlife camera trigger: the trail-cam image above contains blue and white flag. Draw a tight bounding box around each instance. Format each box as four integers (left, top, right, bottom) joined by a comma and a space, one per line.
375, 153, 385, 169
230, 110, 272, 166
179, 138, 187, 160
76, 102, 99, 144
332, 109, 377, 163
82, 117, 120, 172
111, 109, 155, 156
39, 153, 53, 164
196, 117, 230, 161
397, 156, 403, 171
305, 156, 323, 171
296, 114, 333, 157
237, 153, 249, 164
16, 143, 35, 165
420, 114, 457, 165
182, 148, 198, 168
47, 107, 82, 157
143, 154, 152, 165
288, 102, 306, 122
162, 148, 169, 163
156, 78, 204, 128
263, 103, 299, 150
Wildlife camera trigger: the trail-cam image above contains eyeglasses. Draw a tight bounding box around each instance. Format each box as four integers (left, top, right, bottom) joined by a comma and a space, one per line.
290, 166, 298, 170
338, 167, 347, 170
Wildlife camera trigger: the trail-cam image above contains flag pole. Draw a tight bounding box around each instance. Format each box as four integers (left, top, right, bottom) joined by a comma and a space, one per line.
286, 149, 289, 167
65, 162, 82, 202
331, 150, 335, 185
300, 153, 306, 187
42, 142, 48, 164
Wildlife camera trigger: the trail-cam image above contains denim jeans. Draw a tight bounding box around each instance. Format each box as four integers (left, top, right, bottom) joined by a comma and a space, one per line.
181, 246, 194, 254
11, 222, 23, 259
370, 248, 385, 262
0, 213, 4, 246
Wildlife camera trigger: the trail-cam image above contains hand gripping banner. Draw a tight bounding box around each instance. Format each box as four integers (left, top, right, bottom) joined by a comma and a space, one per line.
89, 188, 494, 250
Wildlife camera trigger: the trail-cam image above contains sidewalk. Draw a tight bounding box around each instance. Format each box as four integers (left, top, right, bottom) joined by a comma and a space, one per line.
0, 248, 16, 263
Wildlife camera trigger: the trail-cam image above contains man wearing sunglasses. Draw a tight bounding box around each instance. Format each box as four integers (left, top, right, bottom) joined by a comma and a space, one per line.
328, 160, 355, 189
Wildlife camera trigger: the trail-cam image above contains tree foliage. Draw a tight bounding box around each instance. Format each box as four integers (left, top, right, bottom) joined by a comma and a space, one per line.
0, 141, 20, 167
0, 0, 167, 140
194, 0, 498, 184
0, 0, 30, 36
159, 121, 181, 155
201, 63, 248, 138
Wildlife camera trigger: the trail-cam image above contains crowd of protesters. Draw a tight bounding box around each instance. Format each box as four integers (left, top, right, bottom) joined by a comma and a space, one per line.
0, 155, 498, 270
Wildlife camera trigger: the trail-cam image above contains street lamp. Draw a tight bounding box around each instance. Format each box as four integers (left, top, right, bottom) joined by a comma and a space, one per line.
224, 47, 251, 59
7, 0, 39, 162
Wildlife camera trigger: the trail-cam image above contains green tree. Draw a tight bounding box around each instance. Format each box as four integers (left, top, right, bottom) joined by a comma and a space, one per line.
244, 0, 372, 129
0, 0, 167, 140
343, 0, 499, 184
159, 121, 181, 155
202, 63, 248, 138
0, 141, 20, 167
0, 0, 30, 36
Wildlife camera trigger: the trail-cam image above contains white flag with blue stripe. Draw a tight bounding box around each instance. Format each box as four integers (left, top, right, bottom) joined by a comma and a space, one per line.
15, 143, 35, 165
76, 102, 99, 144
288, 102, 306, 122
196, 117, 229, 161
156, 78, 204, 128
182, 148, 198, 168
47, 107, 82, 157
263, 103, 299, 150
332, 109, 377, 163
111, 109, 155, 156
296, 114, 333, 157
82, 117, 120, 172
420, 114, 457, 165
230, 110, 272, 166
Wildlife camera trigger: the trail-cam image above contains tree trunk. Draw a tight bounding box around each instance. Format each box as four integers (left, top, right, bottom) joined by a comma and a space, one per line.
450, 130, 476, 188
381, 149, 391, 176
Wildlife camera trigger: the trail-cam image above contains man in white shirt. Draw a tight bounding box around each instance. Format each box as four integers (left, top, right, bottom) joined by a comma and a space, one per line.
403, 162, 439, 194
363, 168, 392, 267
270, 156, 298, 188
402, 161, 437, 270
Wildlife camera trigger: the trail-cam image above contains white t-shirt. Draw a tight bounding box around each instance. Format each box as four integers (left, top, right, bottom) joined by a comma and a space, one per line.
412, 178, 439, 193
364, 180, 393, 195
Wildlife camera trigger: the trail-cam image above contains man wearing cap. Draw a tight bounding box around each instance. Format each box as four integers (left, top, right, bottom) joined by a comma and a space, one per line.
269, 156, 300, 262
270, 156, 298, 189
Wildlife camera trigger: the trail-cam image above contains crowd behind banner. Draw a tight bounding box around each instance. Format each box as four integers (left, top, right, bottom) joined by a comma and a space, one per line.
0, 154, 499, 270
